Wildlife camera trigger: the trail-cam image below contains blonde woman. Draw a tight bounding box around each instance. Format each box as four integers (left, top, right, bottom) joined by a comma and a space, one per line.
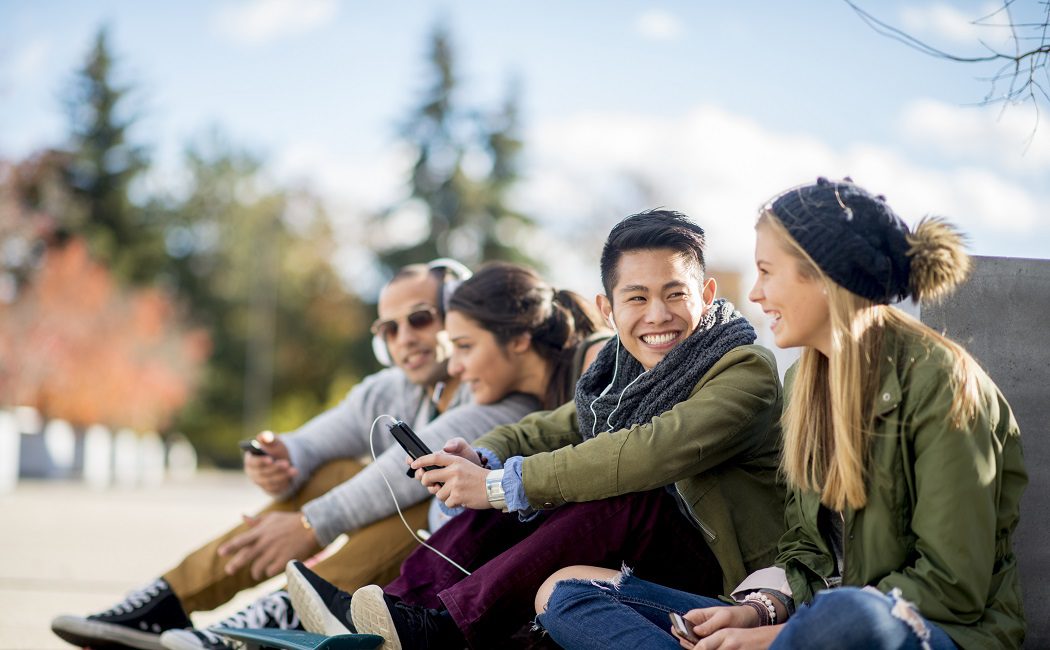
534, 178, 1026, 650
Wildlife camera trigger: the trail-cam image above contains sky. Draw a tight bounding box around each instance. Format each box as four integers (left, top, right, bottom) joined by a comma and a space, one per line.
2, 0, 1048, 319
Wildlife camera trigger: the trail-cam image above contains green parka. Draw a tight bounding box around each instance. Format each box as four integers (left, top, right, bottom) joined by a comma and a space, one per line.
474, 343, 787, 593
777, 325, 1027, 649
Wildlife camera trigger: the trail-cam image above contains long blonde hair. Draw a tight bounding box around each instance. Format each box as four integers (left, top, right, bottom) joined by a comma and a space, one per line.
761, 212, 981, 510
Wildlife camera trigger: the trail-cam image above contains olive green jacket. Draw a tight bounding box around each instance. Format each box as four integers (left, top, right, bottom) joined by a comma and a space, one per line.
474, 343, 786, 593
777, 326, 1027, 649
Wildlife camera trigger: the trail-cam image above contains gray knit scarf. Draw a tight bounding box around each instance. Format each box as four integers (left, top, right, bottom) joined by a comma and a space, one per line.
575, 299, 756, 440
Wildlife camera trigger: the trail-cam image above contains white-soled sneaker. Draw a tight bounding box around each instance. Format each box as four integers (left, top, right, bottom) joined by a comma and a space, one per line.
51, 578, 192, 650
160, 589, 301, 650
284, 560, 355, 635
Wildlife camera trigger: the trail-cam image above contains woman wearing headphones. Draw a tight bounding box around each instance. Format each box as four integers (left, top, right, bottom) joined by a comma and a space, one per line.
535, 179, 1027, 650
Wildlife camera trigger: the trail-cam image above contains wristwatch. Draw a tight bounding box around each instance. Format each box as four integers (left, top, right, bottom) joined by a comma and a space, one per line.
485, 469, 509, 512
300, 513, 313, 530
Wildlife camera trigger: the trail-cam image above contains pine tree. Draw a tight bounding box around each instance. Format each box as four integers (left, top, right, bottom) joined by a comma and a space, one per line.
63, 27, 162, 283
375, 23, 537, 275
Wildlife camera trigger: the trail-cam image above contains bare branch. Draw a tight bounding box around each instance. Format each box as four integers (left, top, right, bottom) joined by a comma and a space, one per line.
844, 0, 1050, 114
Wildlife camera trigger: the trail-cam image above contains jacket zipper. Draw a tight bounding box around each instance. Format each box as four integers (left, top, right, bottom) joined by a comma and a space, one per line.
674, 485, 717, 542
838, 510, 847, 588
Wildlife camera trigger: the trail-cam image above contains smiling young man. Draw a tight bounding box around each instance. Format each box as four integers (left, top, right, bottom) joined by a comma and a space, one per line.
50, 262, 541, 650
286, 210, 788, 649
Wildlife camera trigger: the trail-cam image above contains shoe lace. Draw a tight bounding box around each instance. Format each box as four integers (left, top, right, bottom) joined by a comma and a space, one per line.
392, 600, 450, 644
212, 590, 300, 631
99, 578, 168, 616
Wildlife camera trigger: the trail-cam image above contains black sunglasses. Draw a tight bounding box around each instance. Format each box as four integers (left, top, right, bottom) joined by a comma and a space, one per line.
371, 306, 439, 341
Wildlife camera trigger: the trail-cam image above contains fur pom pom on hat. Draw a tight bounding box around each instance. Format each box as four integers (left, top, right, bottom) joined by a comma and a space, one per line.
768, 178, 970, 304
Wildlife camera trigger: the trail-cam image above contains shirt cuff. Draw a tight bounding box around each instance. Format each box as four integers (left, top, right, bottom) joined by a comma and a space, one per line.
437, 499, 466, 518
476, 447, 504, 470
502, 456, 538, 521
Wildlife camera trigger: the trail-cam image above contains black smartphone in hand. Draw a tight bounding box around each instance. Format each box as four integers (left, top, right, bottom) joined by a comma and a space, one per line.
670, 611, 699, 643
388, 420, 442, 478
239, 439, 270, 457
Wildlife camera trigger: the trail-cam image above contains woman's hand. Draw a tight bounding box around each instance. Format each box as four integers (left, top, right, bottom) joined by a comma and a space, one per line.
672, 606, 782, 650
410, 450, 491, 509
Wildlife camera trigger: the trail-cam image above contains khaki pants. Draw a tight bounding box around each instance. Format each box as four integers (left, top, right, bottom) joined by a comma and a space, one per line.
163, 459, 428, 613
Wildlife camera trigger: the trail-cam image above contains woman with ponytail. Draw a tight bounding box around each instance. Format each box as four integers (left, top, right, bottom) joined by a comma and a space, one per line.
535, 179, 1027, 650
443, 261, 608, 412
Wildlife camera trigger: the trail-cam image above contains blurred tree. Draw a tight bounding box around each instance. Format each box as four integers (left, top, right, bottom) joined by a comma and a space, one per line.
374, 24, 537, 274
0, 151, 76, 302
157, 134, 372, 465
62, 27, 164, 283
0, 237, 208, 431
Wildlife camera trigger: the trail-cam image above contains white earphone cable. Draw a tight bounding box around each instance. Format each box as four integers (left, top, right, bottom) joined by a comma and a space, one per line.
369, 415, 472, 576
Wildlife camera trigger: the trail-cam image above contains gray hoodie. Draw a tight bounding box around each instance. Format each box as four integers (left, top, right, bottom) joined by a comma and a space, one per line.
280, 367, 538, 545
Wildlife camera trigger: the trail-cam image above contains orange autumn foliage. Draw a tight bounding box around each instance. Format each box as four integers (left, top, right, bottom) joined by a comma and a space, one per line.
0, 239, 210, 431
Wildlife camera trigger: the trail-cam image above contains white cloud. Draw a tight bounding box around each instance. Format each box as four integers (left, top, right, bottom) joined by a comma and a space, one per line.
899, 2, 1013, 49
899, 99, 1050, 172
212, 0, 338, 46
518, 104, 1048, 295
262, 102, 1047, 299
636, 10, 684, 42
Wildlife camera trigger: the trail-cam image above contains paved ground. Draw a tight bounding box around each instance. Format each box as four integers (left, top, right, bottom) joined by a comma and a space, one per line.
0, 472, 283, 649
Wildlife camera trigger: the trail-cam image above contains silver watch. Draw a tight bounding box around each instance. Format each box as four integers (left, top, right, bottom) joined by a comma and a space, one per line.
485, 469, 508, 512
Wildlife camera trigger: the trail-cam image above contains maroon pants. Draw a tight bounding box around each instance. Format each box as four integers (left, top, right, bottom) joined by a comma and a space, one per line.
385, 490, 722, 648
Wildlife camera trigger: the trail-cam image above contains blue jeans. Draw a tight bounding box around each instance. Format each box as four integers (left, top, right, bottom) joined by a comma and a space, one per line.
538, 574, 958, 650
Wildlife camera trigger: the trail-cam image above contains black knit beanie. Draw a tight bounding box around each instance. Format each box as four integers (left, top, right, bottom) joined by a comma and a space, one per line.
769, 177, 912, 304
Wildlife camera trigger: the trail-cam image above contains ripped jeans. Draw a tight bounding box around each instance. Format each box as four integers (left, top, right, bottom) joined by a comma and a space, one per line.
538, 574, 958, 650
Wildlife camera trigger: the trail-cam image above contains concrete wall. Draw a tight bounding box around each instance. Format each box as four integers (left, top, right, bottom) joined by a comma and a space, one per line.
921, 255, 1050, 648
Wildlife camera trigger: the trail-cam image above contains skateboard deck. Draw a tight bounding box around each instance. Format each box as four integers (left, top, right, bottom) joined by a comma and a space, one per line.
213, 627, 384, 650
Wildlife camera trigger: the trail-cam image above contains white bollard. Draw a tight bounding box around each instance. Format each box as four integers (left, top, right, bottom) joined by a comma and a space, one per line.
0, 411, 19, 493
83, 424, 113, 489
139, 431, 166, 487
113, 428, 140, 488
166, 433, 198, 481
44, 419, 76, 476
13, 405, 42, 435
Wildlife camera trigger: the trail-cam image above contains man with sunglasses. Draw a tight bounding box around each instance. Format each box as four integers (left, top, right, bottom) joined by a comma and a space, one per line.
50, 262, 540, 650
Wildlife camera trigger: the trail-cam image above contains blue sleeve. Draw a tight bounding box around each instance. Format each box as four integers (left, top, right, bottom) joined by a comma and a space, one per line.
476, 447, 504, 470
503, 456, 539, 521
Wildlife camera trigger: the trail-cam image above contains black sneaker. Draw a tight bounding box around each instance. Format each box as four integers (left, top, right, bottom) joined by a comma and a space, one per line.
284, 560, 356, 635
349, 584, 463, 650
159, 589, 302, 650
51, 578, 192, 650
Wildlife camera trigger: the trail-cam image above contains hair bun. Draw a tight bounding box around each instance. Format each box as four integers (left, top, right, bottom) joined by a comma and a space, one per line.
906, 217, 971, 303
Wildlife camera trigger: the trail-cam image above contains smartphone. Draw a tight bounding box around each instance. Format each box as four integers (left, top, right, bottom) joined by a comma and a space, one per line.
239, 439, 270, 457
669, 611, 699, 644
388, 420, 442, 478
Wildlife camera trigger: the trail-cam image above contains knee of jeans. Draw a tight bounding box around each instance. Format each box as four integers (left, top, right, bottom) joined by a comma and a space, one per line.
792, 587, 932, 649
534, 566, 627, 615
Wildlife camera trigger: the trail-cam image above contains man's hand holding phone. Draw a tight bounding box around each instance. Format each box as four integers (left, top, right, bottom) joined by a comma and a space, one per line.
242, 430, 297, 496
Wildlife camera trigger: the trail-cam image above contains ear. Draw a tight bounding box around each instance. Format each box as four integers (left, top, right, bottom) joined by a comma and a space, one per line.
507, 332, 532, 355
596, 294, 615, 330
702, 277, 717, 307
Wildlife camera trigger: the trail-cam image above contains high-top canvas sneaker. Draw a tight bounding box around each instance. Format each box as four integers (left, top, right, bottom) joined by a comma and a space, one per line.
159, 590, 302, 650
51, 578, 192, 650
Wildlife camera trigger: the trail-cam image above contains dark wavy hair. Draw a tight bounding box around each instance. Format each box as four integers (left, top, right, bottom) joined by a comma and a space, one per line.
599, 209, 707, 299
448, 262, 604, 409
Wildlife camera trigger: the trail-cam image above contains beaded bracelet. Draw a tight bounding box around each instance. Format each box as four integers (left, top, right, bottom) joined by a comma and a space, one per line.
740, 600, 769, 626
743, 591, 777, 625
760, 588, 795, 619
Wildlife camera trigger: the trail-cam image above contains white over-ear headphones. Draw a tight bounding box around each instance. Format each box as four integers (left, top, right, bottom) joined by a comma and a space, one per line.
372, 258, 473, 367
